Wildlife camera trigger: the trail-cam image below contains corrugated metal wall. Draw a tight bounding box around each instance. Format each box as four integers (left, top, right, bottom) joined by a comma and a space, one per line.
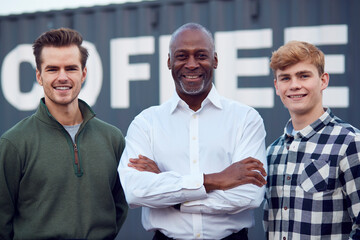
1, 0, 359, 239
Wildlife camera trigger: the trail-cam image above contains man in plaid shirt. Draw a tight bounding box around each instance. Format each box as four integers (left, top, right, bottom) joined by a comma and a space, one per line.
263, 40, 360, 240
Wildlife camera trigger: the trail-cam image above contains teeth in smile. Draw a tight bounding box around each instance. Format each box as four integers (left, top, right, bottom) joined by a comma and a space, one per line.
289, 95, 304, 98
55, 87, 70, 90
185, 75, 199, 79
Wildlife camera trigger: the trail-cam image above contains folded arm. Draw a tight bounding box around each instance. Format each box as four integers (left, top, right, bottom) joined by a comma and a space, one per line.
119, 108, 267, 214
118, 115, 208, 209
177, 110, 268, 214
128, 155, 267, 214
129, 155, 266, 190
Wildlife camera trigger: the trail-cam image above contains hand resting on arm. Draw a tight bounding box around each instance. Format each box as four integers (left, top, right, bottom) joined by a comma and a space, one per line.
128, 155, 266, 192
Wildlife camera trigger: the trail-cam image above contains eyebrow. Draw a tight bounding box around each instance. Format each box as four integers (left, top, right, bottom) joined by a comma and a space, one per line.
44, 65, 58, 69
174, 48, 210, 53
44, 65, 80, 69
277, 70, 313, 78
296, 70, 312, 76
277, 73, 289, 78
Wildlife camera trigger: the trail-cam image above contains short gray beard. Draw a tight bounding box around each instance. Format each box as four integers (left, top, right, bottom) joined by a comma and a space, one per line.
179, 80, 205, 95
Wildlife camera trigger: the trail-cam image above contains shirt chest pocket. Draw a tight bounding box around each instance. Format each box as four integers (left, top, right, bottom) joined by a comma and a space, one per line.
299, 158, 337, 193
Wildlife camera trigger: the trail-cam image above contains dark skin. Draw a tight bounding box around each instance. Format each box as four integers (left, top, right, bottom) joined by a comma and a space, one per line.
129, 155, 267, 192
167, 28, 217, 111
128, 27, 267, 193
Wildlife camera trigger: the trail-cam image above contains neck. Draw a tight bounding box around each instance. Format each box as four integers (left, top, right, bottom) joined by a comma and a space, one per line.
45, 99, 83, 126
290, 107, 325, 130
177, 86, 212, 112
180, 93, 207, 112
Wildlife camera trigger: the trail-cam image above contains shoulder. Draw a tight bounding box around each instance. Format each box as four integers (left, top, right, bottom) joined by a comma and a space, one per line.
266, 133, 285, 154
267, 135, 284, 149
89, 117, 124, 136
0, 115, 39, 156
218, 96, 263, 121
330, 115, 360, 135
86, 118, 125, 155
1, 115, 36, 141
323, 115, 360, 147
134, 101, 172, 123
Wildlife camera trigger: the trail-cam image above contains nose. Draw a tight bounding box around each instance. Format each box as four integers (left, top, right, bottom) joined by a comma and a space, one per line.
58, 69, 68, 81
289, 78, 301, 90
185, 55, 199, 69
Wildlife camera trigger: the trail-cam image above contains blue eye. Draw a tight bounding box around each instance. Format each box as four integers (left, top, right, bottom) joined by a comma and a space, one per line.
301, 74, 309, 79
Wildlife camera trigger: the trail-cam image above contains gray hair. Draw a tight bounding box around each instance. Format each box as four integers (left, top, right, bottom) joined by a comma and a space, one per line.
169, 23, 215, 57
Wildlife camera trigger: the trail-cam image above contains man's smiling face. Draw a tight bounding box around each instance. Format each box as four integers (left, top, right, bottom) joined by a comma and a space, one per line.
167, 28, 218, 100
36, 45, 86, 108
274, 60, 328, 120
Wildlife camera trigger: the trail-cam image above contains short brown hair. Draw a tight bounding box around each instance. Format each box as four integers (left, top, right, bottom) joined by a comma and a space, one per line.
270, 41, 324, 78
32, 27, 88, 71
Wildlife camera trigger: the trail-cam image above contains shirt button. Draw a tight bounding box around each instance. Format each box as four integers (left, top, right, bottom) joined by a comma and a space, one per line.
193, 160, 197, 164
287, 176, 291, 180
196, 233, 201, 238
286, 146, 290, 150
193, 115, 197, 119
192, 136, 196, 140
283, 237, 286, 240
284, 206, 288, 210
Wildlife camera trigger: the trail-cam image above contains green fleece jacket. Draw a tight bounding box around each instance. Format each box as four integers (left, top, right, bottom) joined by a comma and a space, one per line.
0, 98, 128, 240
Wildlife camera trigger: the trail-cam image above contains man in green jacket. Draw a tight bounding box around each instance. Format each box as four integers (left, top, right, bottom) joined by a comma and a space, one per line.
0, 28, 128, 239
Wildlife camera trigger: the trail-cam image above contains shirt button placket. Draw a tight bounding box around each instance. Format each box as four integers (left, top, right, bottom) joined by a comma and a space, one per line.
190, 113, 202, 238
189, 113, 199, 174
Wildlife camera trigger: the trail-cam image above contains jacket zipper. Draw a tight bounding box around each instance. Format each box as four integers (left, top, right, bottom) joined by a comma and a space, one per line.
46, 102, 88, 177
73, 143, 81, 174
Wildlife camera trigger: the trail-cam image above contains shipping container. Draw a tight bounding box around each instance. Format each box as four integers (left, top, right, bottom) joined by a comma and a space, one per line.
1, 0, 359, 239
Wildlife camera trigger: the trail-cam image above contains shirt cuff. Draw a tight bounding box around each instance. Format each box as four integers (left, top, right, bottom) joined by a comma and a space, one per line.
180, 173, 207, 201
181, 173, 204, 189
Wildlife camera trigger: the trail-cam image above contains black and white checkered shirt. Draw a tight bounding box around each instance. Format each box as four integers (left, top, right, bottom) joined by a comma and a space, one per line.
264, 108, 360, 240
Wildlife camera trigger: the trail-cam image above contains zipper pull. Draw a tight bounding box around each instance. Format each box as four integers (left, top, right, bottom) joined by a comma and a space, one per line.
74, 144, 81, 174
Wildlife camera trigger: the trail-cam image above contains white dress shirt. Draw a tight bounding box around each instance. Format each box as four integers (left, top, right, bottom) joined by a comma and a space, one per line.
118, 86, 267, 240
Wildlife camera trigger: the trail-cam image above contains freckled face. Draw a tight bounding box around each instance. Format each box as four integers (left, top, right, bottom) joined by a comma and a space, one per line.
36, 45, 86, 108
274, 60, 329, 119
167, 29, 218, 99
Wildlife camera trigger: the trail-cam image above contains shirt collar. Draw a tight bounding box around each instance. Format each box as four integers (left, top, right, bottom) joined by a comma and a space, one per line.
284, 108, 333, 139
169, 84, 223, 114
36, 97, 95, 129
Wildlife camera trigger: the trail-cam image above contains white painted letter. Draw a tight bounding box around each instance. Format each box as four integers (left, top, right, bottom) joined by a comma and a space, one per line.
79, 41, 103, 107
159, 35, 172, 104
1, 44, 42, 111
110, 36, 154, 108
214, 29, 274, 108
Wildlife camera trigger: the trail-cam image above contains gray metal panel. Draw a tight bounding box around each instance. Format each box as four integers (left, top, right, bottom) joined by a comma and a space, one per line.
1, 0, 359, 239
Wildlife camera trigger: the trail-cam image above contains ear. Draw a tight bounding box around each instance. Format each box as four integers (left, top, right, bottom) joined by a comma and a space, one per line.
213, 52, 218, 69
274, 78, 279, 96
36, 68, 43, 86
167, 54, 171, 69
320, 72, 329, 91
81, 67, 87, 84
